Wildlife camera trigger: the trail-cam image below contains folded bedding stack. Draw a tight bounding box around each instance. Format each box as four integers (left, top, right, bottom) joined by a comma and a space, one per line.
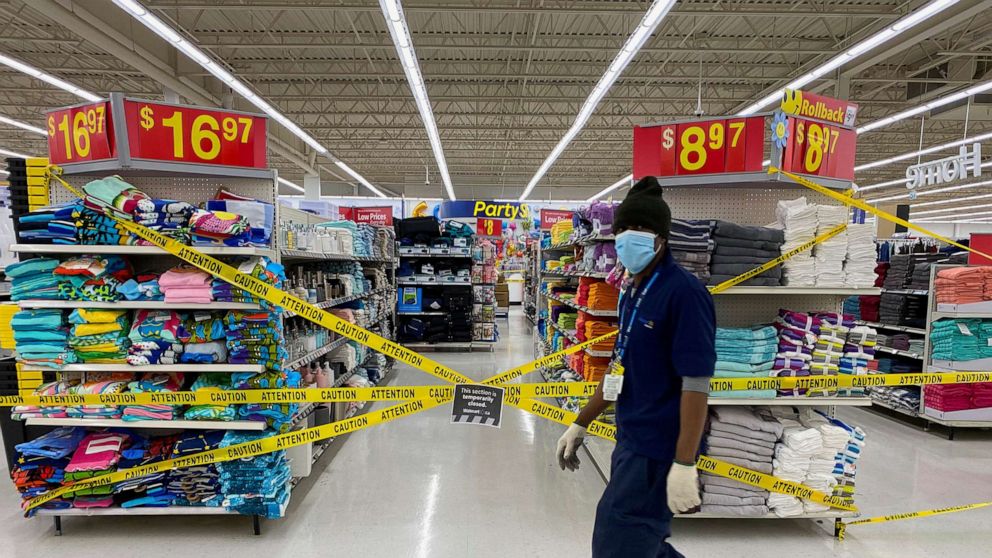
883, 254, 912, 289
844, 224, 876, 287
842, 296, 861, 319
179, 311, 228, 364
12, 427, 86, 509
929, 319, 992, 361
12, 309, 75, 368
773, 310, 820, 396
935, 266, 992, 304
11, 380, 76, 420
128, 310, 185, 365
908, 261, 935, 290
55, 255, 132, 302
184, 373, 237, 422
233, 370, 301, 433
114, 433, 180, 508
859, 295, 881, 322
189, 209, 251, 247
813, 205, 848, 287
16, 204, 67, 244
68, 308, 131, 363
73, 204, 141, 245
669, 219, 713, 283
871, 386, 920, 412
224, 310, 284, 369
776, 198, 817, 286
712, 326, 778, 399
550, 219, 574, 245
218, 431, 291, 518
123, 373, 185, 421
63, 431, 130, 508
212, 256, 286, 309
159, 265, 214, 304
81, 175, 150, 221
117, 273, 163, 301
806, 314, 848, 397
587, 201, 617, 234
924, 382, 992, 412
767, 407, 824, 517
587, 281, 620, 311
708, 221, 785, 287
65, 374, 131, 419
701, 407, 783, 516
167, 430, 224, 506
133, 198, 194, 244
795, 410, 852, 513
6, 258, 60, 301
815, 413, 866, 507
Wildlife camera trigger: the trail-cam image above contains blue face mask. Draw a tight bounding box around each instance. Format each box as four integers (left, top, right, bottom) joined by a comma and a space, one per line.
615, 230, 658, 274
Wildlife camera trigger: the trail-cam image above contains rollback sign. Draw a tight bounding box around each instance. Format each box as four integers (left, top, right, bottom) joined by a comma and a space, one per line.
905, 143, 982, 199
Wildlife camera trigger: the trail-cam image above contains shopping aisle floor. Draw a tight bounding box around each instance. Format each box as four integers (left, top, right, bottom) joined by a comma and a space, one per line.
2, 308, 991, 557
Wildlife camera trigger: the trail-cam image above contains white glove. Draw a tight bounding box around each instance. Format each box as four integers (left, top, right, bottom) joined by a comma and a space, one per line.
556, 423, 586, 471
667, 462, 701, 513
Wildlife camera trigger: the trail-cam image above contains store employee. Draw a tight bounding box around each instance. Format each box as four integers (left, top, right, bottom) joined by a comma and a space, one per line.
555, 176, 715, 558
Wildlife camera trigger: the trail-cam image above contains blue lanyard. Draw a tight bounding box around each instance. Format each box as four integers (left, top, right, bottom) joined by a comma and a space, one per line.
615, 270, 661, 361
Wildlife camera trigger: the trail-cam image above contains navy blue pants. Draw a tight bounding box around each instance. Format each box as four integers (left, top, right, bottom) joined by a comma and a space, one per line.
592, 444, 685, 558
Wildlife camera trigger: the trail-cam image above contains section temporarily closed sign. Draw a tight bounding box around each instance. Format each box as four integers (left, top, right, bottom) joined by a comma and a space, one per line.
450, 384, 504, 427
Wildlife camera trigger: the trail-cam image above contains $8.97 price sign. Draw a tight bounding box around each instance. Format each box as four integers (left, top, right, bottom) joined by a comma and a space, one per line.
782, 116, 857, 181
123, 100, 267, 169
46, 101, 116, 164
633, 116, 764, 178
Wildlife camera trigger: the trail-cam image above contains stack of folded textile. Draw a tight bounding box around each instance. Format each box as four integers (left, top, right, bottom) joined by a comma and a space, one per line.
813, 205, 848, 287
55, 256, 132, 301
924, 383, 980, 412
807, 314, 852, 397
159, 265, 213, 304
584, 320, 618, 352
859, 295, 881, 322
114, 433, 180, 508
587, 201, 617, 234
73, 204, 142, 245
582, 355, 611, 382
185, 374, 238, 422
935, 266, 992, 304
839, 324, 877, 396
883, 254, 913, 289
550, 219, 573, 245
6, 258, 60, 301
373, 227, 395, 259
117, 272, 163, 301
82, 176, 150, 220
212, 257, 285, 308
128, 310, 185, 365
64, 431, 130, 508
708, 221, 785, 287
767, 407, 823, 517
11, 427, 85, 509
224, 310, 285, 369
701, 407, 783, 516
773, 310, 820, 397
12, 309, 74, 368
135, 198, 194, 226
874, 262, 889, 287
798, 409, 851, 512
929, 319, 992, 361
217, 431, 292, 517
587, 281, 619, 311
557, 311, 578, 333
232, 370, 301, 432
124, 373, 184, 421
68, 308, 131, 363
870, 385, 920, 411
66, 373, 131, 419
712, 325, 778, 399
11, 380, 77, 420
189, 209, 251, 247
168, 430, 225, 506
206, 194, 273, 246
842, 296, 861, 319
818, 413, 866, 507
16, 204, 69, 244
844, 224, 876, 287
669, 219, 714, 283
908, 261, 936, 290
776, 198, 817, 286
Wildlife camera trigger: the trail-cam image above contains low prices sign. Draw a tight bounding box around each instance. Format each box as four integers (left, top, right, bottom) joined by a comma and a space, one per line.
339, 206, 394, 227
477, 217, 502, 236
633, 116, 764, 178
123, 100, 267, 168
46, 101, 116, 164
540, 209, 573, 230
781, 116, 857, 181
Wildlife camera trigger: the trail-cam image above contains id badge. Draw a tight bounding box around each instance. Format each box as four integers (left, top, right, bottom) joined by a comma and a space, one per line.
603, 374, 623, 402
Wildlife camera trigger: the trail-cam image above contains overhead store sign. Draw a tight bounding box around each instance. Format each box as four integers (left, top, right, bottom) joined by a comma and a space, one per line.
780, 116, 858, 181
339, 206, 394, 226
477, 217, 503, 236
540, 209, 573, 230
781, 89, 858, 127
45, 101, 116, 164
905, 143, 982, 195
632, 116, 765, 179
123, 99, 267, 169
439, 200, 532, 220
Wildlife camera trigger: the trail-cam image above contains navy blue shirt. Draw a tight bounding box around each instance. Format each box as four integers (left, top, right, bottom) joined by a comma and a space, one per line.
615, 249, 716, 462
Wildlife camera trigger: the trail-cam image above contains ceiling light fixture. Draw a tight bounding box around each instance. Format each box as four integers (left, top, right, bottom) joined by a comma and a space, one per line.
277, 177, 305, 193
335, 161, 387, 198
913, 200, 992, 217
586, 174, 634, 202
0, 147, 33, 158
914, 209, 992, 221
855, 130, 992, 172
867, 178, 992, 204
0, 53, 102, 103
858, 78, 992, 134
0, 115, 46, 136
379, 0, 456, 201
736, 0, 960, 115
111, 0, 388, 198
518, 0, 678, 201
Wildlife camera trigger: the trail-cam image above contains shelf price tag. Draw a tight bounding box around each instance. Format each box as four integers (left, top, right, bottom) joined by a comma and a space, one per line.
477, 217, 502, 236
782, 116, 857, 181
633, 116, 764, 178
45, 101, 115, 165
123, 100, 267, 168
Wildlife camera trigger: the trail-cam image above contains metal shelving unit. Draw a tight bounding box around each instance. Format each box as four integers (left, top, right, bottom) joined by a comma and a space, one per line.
24, 417, 267, 431
10, 244, 277, 259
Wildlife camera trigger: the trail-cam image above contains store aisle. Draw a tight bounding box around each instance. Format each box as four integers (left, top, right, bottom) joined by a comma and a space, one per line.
1, 308, 991, 557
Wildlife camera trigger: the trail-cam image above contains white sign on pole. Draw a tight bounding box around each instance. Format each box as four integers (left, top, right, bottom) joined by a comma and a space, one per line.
905, 143, 982, 193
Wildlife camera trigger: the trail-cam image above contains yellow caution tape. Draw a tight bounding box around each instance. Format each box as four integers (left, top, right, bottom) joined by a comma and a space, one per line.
485, 331, 619, 386
837, 501, 992, 540
709, 371, 992, 392
708, 223, 847, 294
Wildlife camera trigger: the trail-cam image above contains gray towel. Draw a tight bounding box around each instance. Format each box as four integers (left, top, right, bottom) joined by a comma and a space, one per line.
701, 473, 768, 494
673, 250, 712, 264
708, 431, 776, 452
713, 455, 774, 474
713, 245, 783, 259
710, 236, 783, 251
707, 275, 782, 287
713, 221, 785, 243
710, 263, 783, 278
711, 253, 781, 266
706, 444, 775, 463
700, 479, 769, 499
699, 504, 770, 517
709, 421, 779, 444
702, 492, 768, 507
711, 407, 785, 437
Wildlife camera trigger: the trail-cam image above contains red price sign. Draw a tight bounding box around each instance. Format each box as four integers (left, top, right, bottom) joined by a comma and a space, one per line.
782, 116, 857, 181
123, 100, 267, 168
477, 218, 502, 236
540, 209, 573, 230
46, 101, 116, 164
633, 116, 764, 179
340, 206, 394, 227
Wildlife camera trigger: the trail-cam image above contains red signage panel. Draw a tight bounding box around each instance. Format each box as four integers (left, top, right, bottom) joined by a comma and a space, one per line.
540, 209, 573, 230
340, 206, 393, 227
477, 217, 502, 236
781, 89, 858, 128
123, 99, 267, 169
633, 116, 764, 179
45, 101, 116, 165
781, 116, 857, 181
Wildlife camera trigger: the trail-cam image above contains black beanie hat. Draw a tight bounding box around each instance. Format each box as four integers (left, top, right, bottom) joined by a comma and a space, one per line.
613, 176, 671, 238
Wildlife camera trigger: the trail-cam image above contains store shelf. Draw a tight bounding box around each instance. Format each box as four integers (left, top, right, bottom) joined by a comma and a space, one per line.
285, 336, 350, 369
855, 320, 926, 335
869, 395, 922, 419
874, 345, 923, 360
547, 321, 613, 357
35, 507, 238, 517
283, 288, 391, 317
882, 288, 929, 296
542, 290, 617, 317
541, 270, 610, 279
10, 243, 276, 259
17, 300, 259, 310
280, 249, 394, 263
397, 311, 447, 316
716, 286, 881, 295
23, 417, 266, 431
397, 278, 473, 286
545, 232, 615, 251
401, 341, 488, 352
709, 396, 871, 406
19, 363, 265, 373
931, 358, 992, 371
399, 246, 472, 257
676, 510, 857, 519
932, 300, 992, 318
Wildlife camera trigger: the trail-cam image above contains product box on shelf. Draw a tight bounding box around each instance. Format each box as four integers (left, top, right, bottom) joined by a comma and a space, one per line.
398, 287, 423, 312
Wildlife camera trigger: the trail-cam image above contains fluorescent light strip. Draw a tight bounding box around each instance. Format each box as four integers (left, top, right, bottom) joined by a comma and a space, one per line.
586, 174, 633, 202
277, 177, 305, 193
914, 213, 992, 223
868, 178, 992, 203
855, 177, 906, 192
0, 147, 32, 158
858, 78, 992, 134
519, 0, 677, 201
379, 0, 456, 201
0, 115, 46, 136
111, 0, 387, 198
0, 53, 102, 103
914, 201, 992, 216
737, 0, 959, 115
915, 209, 992, 221
855, 130, 992, 171
335, 161, 387, 198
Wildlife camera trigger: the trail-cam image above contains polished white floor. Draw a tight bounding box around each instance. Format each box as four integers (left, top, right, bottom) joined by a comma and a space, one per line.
1, 308, 991, 557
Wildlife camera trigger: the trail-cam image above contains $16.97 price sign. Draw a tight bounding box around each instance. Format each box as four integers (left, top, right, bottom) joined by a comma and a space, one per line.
123, 100, 267, 169
633, 116, 764, 178
46, 101, 116, 164
782, 116, 856, 181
